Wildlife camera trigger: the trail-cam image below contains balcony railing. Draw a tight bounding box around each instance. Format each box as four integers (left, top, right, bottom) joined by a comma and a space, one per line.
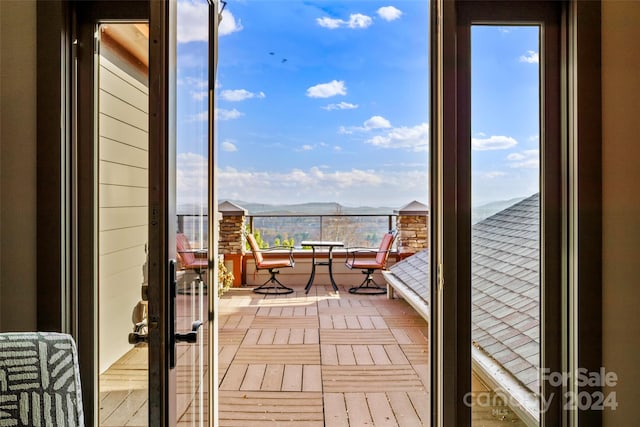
176, 213, 397, 249
247, 214, 396, 248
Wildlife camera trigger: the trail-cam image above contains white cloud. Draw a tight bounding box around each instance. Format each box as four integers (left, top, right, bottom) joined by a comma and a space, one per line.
377, 6, 403, 21
177, 154, 429, 207
219, 9, 243, 36
480, 171, 507, 179
316, 13, 373, 29
191, 91, 208, 101
221, 141, 237, 152
507, 149, 539, 169
298, 144, 314, 151
220, 89, 266, 102
306, 80, 347, 98
340, 116, 392, 134
364, 116, 392, 130
178, 77, 209, 101
519, 50, 539, 64
366, 122, 429, 152
334, 146, 343, 152
214, 108, 244, 121
189, 111, 208, 122
177, 2, 242, 43
176, 152, 208, 205
179, 76, 207, 88
472, 135, 517, 151
218, 166, 428, 206
322, 102, 359, 111
177, 0, 208, 43
316, 17, 343, 29
348, 13, 373, 28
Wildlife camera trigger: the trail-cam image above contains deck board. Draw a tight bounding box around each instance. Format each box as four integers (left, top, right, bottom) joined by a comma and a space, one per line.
99, 282, 520, 426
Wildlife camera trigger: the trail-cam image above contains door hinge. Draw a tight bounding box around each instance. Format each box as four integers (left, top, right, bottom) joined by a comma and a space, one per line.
72, 39, 78, 59
437, 263, 444, 293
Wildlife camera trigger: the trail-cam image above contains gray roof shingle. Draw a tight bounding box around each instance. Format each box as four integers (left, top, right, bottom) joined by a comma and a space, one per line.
388, 193, 540, 394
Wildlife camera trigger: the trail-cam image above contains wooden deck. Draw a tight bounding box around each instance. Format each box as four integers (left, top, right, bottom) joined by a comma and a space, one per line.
218, 283, 429, 426
99, 281, 526, 426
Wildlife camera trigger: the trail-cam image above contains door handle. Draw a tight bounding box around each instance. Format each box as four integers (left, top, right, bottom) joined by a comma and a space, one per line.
128, 330, 148, 345
169, 260, 205, 368
175, 320, 203, 344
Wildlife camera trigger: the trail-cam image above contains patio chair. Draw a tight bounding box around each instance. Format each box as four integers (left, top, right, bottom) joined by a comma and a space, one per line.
246, 232, 295, 295
176, 233, 208, 293
0, 332, 85, 426
345, 230, 396, 295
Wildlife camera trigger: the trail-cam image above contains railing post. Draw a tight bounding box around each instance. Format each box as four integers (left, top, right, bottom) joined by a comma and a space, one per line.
218, 201, 248, 287
395, 201, 429, 260
177, 215, 184, 234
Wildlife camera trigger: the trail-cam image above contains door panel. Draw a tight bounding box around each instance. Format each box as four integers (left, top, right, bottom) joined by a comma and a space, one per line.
449, 2, 563, 425
172, 1, 214, 425
470, 25, 541, 425
97, 22, 150, 427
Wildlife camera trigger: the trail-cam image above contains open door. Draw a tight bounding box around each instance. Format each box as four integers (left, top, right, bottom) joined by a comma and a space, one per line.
147, 0, 219, 425
71, 1, 217, 425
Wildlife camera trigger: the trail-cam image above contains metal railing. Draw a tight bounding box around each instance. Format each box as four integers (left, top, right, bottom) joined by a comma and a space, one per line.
176, 213, 397, 249
248, 213, 395, 248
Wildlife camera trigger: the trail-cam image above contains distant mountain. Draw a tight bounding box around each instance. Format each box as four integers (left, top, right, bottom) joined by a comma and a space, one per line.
226, 200, 397, 215
178, 197, 526, 222
472, 196, 527, 224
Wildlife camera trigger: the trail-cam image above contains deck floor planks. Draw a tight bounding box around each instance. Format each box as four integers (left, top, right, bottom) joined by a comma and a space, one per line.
99, 283, 439, 426
98, 282, 525, 426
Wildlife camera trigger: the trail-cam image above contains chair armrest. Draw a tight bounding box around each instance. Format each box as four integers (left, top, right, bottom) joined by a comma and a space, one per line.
260, 246, 295, 263
260, 246, 294, 252
178, 248, 208, 258
344, 248, 380, 264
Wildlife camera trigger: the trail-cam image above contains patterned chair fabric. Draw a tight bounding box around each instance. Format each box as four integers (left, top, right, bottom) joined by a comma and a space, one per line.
0, 332, 84, 427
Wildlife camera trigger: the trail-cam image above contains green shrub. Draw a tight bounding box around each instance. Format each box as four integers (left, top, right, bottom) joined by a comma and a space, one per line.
217, 258, 234, 297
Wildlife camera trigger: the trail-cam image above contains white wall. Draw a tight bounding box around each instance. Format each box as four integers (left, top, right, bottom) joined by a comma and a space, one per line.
0, 0, 37, 331
602, 1, 640, 424
98, 51, 149, 373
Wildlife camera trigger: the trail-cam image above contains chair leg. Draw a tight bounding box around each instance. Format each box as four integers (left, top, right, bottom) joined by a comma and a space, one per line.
177, 269, 208, 295
348, 269, 387, 295
253, 269, 294, 295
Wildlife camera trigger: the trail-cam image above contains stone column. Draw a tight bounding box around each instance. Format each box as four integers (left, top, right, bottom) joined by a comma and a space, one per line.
395, 200, 429, 260
218, 201, 247, 287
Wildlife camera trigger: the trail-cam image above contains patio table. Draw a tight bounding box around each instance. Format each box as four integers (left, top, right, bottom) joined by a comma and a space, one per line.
301, 241, 344, 294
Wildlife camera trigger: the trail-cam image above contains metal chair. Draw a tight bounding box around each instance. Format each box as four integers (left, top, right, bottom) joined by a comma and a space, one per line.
345, 230, 396, 295
246, 232, 295, 295
176, 232, 208, 294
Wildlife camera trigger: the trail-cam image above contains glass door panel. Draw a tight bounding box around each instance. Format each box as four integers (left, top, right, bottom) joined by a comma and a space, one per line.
174, 0, 213, 425
470, 25, 541, 426
97, 22, 150, 427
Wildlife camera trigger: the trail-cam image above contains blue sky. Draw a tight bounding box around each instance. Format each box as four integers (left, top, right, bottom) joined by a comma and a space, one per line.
176, 1, 540, 208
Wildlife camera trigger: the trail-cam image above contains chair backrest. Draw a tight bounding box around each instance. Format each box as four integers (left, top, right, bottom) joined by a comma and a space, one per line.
176, 232, 196, 266
376, 231, 396, 265
246, 233, 264, 265
0, 332, 85, 426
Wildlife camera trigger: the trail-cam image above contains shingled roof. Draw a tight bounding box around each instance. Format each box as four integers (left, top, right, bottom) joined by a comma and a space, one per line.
472, 193, 539, 392
385, 193, 540, 422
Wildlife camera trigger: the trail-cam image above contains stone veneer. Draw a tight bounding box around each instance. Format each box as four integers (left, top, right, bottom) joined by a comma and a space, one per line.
218, 201, 247, 254
395, 200, 429, 258
218, 201, 248, 286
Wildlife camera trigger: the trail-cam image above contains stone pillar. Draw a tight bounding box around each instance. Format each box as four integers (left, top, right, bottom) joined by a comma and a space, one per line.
218, 201, 247, 287
395, 200, 429, 259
